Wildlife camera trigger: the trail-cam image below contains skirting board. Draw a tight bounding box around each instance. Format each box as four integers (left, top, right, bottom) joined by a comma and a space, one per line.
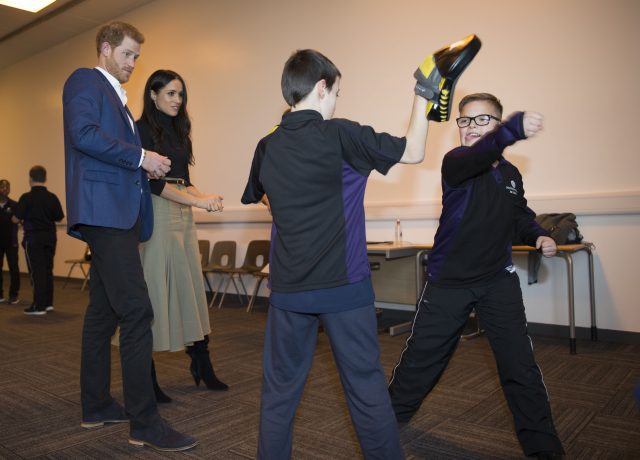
527, 322, 640, 345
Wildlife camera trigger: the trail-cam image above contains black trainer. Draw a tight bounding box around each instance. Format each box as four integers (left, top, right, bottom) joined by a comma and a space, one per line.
9, 298, 19, 305
23, 305, 47, 316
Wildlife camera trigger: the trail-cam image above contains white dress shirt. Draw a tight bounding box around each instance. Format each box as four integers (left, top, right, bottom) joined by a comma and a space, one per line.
95, 66, 145, 166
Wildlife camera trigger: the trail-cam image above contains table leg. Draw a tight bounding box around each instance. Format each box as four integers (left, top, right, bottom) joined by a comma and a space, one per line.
586, 246, 598, 341
559, 253, 576, 354
415, 250, 427, 300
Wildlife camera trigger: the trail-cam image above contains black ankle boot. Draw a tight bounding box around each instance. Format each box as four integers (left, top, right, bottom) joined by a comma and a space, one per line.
151, 359, 172, 403
186, 336, 229, 391
185, 346, 201, 386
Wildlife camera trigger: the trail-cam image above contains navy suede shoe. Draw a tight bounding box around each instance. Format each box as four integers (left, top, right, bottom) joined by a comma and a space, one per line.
129, 418, 197, 452
81, 400, 128, 429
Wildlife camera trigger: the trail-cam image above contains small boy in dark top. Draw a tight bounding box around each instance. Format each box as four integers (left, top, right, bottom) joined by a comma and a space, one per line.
388, 93, 565, 459
14, 166, 64, 315
242, 36, 480, 460
0, 179, 20, 304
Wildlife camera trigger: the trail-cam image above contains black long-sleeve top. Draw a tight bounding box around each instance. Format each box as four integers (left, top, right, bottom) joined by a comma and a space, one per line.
137, 113, 193, 196
14, 186, 64, 238
426, 112, 547, 287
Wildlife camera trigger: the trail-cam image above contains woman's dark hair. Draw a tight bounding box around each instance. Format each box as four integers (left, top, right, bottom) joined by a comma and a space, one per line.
281, 49, 341, 106
140, 69, 194, 165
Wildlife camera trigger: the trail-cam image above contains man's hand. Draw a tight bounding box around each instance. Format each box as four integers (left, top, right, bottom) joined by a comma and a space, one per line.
522, 111, 544, 138
141, 150, 171, 178
536, 235, 557, 257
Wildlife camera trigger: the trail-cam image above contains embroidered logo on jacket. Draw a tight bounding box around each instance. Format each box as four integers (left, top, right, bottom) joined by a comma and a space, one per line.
506, 180, 518, 195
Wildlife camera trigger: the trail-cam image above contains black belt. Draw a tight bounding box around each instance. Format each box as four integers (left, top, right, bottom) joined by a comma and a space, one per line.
162, 177, 186, 186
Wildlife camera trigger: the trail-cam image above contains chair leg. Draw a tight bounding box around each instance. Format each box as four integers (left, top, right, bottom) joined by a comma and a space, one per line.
203, 272, 214, 295
63, 263, 76, 289
460, 309, 483, 340
218, 274, 252, 308
81, 264, 90, 291
215, 276, 225, 302
237, 276, 249, 302
203, 272, 217, 307
209, 276, 225, 308
217, 276, 233, 309
246, 277, 265, 313
230, 276, 245, 304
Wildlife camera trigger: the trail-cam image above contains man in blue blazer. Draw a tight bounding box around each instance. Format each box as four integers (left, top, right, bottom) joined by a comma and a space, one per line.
63, 21, 196, 451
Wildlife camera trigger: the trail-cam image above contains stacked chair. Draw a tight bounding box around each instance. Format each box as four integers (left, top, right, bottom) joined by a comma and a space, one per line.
63, 245, 91, 291
201, 241, 238, 308
214, 240, 270, 309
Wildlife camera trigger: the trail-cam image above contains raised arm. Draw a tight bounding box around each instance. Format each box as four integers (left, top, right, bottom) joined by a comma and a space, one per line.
399, 96, 429, 164
442, 111, 538, 186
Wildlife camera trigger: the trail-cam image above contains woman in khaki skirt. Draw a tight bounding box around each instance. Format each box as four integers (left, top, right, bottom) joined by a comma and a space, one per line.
137, 69, 228, 401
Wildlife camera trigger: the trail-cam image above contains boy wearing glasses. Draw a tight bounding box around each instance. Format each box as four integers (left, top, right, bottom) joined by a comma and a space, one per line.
388, 93, 565, 460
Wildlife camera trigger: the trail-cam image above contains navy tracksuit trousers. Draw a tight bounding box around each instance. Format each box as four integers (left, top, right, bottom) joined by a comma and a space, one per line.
23, 231, 56, 308
258, 304, 404, 460
388, 271, 564, 456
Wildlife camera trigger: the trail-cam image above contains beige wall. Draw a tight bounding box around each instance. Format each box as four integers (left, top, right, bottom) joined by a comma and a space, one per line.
1, 0, 639, 332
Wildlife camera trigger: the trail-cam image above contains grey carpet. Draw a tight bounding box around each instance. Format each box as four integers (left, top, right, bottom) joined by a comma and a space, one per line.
0, 274, 639, 459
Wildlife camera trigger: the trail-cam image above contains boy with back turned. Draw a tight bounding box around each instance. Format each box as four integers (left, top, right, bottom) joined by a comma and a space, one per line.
242, 36, 481, 459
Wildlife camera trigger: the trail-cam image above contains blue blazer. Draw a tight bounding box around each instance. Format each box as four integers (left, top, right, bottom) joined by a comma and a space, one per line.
63, 68, 153, 242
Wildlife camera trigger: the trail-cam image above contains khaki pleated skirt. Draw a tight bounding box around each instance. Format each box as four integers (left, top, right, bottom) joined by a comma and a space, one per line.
139, 192, 211, 352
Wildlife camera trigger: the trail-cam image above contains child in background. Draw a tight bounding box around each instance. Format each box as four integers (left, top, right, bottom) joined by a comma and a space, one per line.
14, 166, 64, 315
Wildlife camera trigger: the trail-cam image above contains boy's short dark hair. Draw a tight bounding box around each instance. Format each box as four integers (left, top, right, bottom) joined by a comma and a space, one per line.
459, 93, 503, 118
95, 21, 144, 56
29, 165, 47, 183
281, 49, 341, 106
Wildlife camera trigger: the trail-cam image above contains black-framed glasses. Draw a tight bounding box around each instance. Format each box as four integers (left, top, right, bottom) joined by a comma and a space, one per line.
455, 114, 501, 128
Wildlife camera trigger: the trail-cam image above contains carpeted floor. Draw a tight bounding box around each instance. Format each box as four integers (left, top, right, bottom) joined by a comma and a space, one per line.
0, 274, 639, 459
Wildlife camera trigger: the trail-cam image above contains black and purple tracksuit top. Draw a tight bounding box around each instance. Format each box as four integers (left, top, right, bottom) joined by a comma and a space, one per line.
242, 110, 405, 308
426, 112, 548, 288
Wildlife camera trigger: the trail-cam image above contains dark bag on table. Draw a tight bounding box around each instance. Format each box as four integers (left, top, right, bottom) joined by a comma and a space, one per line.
517, 213, 583, 285
535, 213, 583, 245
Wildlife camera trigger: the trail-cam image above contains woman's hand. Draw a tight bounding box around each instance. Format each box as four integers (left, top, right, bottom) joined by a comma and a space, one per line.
196, 194, 223, 212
